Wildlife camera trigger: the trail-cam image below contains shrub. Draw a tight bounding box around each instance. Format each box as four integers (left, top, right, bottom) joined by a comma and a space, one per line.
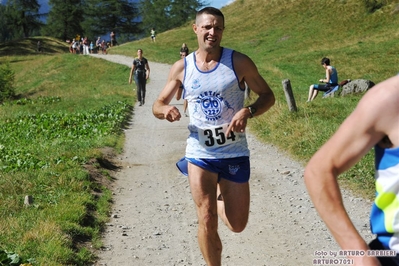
362, 0, 386, 13
0, 62, 15, 103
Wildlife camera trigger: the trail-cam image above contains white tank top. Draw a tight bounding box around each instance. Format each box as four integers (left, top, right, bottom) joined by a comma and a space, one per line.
182, 48, 249, 159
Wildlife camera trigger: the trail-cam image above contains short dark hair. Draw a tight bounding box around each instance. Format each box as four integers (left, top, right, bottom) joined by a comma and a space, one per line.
196, 7, 224, 25
321, 57, 330, 65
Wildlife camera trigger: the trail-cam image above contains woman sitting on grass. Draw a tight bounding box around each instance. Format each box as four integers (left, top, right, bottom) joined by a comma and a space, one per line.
307, 57, 338, 102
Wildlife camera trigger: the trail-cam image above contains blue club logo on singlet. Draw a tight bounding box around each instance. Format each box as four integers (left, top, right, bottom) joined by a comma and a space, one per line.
192, 79, 201, 90
196, 91, 224, 121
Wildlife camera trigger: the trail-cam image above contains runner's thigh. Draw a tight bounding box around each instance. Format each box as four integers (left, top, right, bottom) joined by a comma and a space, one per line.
219, 178, 250, 218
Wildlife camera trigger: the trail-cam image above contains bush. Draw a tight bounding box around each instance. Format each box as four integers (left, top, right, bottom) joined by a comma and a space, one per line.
0, 62, 15, 103
362, 0, 386, 13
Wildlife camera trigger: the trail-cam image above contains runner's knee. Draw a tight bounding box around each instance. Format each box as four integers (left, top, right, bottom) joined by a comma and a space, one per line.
228, 217, 248, 233
198, 210, 218, 231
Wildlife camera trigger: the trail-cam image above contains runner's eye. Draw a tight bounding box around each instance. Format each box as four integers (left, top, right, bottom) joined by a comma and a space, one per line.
201, 25, 223, 31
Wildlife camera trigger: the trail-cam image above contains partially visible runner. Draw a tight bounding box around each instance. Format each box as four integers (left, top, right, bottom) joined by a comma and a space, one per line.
152, 7, 275, 266
129, 49, 150, 106
176, 50, 188, 116
305, 75, 399, 266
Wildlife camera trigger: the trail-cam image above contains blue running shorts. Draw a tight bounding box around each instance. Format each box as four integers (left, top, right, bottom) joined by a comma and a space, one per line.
176, 156, 250, 183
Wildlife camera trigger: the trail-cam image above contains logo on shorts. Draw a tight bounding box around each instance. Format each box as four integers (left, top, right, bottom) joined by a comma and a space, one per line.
228, 164, 240, 175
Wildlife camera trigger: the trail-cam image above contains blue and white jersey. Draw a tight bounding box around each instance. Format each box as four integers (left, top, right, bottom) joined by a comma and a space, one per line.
182, 48, 249, 159
370, 145, 399, 251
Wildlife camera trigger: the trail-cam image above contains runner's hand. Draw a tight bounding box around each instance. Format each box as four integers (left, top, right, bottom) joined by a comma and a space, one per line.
226, 108, 248, 137
164, 106, 181, 122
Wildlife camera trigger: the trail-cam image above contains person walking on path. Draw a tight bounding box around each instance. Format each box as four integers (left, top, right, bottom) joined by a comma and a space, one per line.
150, 28, 156, 42
110, 31, 117, 47
152, 7, 275, 266
176, 50, 189, 116
305, 75, 399, 266
129, 49, 150, 106
307, 57, 339, 102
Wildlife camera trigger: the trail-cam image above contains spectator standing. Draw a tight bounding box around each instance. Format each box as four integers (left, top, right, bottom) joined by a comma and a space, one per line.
110, 31, 117, 47
150, 28, 156, 42
129, 49, 150, 106
79, 41, 83, 54
95, 37, 101, 53
101, 40, 107, 54
180, 43, 189, 57
90, 41, 94, 54
71, 40, 77, 54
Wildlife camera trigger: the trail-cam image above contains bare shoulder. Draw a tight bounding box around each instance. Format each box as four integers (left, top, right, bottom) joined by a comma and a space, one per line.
232, 50, 259, 77
353, 75, 399, 146
359, 75, 399, 110
169, 59, 185, 80
232, 50, 253, 65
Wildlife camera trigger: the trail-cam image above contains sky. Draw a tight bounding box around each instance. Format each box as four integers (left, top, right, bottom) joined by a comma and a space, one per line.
208, 0, 235, 9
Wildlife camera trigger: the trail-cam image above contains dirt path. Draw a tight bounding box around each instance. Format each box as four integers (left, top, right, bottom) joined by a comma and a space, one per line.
90, 54, 374, 266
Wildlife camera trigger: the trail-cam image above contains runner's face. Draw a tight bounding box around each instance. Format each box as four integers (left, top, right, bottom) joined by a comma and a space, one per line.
194, 14, 224, 51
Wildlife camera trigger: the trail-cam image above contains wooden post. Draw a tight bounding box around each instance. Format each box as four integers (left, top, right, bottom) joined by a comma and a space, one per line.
282, 79, 297, 112
24, 195, 33, 206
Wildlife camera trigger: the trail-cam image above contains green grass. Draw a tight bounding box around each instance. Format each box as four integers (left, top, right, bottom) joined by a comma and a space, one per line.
0, 37, 135, 265
1, 0, 398, 264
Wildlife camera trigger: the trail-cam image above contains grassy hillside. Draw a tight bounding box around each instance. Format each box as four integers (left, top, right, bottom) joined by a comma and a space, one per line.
109, 0, 399, 197
0, 37, 134, 265
0, 36, 69, 56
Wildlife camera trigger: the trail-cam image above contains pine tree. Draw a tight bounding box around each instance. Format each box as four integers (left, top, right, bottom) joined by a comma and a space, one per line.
42, 0, 84, 41
139, 0, 206, 34
82, 0, 141, 41
4, 0, 43, 38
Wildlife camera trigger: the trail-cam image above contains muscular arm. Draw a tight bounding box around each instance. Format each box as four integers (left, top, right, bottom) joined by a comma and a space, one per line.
152, 60, 184, 122
304, 76, 399, 265
226, 52, 275, 134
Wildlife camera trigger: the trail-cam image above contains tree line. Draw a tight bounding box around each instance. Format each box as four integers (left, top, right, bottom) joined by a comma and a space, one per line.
0, 0, 207, 43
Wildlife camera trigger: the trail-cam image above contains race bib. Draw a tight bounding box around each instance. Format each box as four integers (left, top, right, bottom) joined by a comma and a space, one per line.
198, 123, 239, 148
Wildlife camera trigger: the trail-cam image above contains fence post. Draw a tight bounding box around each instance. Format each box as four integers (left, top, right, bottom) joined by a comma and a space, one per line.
282, 79, 297, 112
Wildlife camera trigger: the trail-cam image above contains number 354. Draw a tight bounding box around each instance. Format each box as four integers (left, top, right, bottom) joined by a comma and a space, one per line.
203, 126, 236, 147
